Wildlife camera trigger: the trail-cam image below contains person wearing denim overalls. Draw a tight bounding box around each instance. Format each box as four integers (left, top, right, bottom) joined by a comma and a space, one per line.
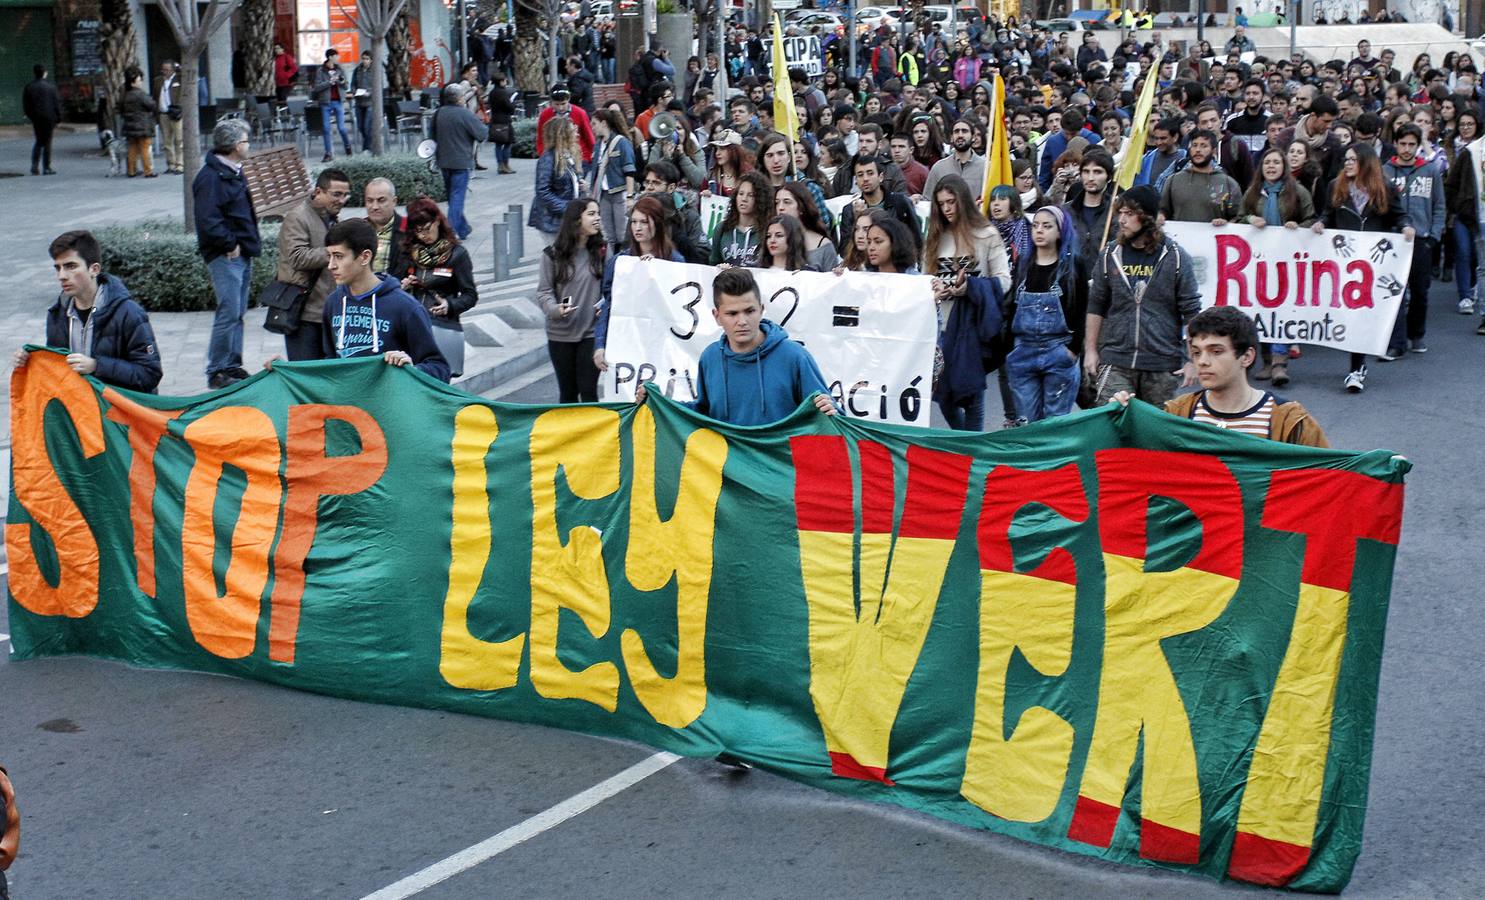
1005, 206, 1088, 422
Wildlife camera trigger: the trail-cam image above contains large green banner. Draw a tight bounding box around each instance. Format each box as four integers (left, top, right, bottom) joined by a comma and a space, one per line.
6, 349, 1408, 891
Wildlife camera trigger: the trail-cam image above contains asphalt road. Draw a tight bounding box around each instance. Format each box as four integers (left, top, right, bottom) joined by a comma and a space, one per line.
1, 284, 1482, 899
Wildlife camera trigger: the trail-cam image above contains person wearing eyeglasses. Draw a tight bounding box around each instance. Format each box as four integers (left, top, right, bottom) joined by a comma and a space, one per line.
274, 167, 352, 360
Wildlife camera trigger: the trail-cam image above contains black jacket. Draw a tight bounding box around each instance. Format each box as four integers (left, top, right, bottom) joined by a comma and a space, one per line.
836, 191, 922, 253
121, 87, 158, 138
1318, 179, 1405, 232
43, 274, 163, 392
402, 242, 478, 328
22, 77, 63, 126
192, 154, 261, 261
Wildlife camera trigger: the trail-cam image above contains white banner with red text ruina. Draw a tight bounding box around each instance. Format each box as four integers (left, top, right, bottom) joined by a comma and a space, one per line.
1164, 222, 1410, 356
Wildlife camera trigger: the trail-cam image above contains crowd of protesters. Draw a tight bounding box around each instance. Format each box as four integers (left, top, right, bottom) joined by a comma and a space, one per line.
514, 11, 1479, 435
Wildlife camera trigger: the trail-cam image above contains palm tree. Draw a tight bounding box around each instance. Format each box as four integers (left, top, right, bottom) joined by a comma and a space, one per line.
98, 0, 139, 129
238, 0, 276, 96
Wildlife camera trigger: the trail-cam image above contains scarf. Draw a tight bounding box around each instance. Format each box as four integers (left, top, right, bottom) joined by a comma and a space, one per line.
1261, 181, 1284, 225
1348, 184, 1371, 213
994, 216, 1031, 267
411, 236, 454, 270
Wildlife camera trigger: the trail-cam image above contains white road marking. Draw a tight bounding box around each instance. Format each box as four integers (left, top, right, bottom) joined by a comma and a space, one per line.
361, 751, 680, 899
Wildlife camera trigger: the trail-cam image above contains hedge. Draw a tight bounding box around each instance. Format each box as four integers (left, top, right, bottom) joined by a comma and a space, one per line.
513, 118, 538, 159
95, 221, 280, 313
310, 152, 447, 206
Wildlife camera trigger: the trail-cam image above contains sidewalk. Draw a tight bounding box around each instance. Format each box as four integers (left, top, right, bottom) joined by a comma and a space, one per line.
0, 128, 551, 433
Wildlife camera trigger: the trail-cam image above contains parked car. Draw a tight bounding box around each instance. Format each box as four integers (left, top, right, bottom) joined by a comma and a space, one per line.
856, 6, 903, 29
785, 10, 848, 31
591, 1, 613, 21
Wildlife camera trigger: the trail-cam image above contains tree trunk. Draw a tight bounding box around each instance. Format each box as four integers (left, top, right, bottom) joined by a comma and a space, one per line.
388, 9, 413, 98
180, 54, 202, 233
514, 6, 544, 92
99, 0, 138, 129
239, 0, 276, 95
371, 36, 388, 155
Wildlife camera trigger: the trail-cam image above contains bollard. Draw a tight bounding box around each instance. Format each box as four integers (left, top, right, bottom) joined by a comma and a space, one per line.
491, 222, 510, 283
505, 208, 524, 262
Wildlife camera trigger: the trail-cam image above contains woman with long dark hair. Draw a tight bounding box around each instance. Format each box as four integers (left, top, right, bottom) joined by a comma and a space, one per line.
488, 71, 518, 174
1445, 107, 1483, 315
536, 198, 606, 402
1004, 205, 1087, 422
909, 114, 946, 168
710, 170, 771, 266
400, 197, 478, 377
1312, 143, 1410, 393
593, 196, 687, 373
1285, 139, 1325, 204
756, 215, 811, 271
864, 212, 920, 275
774, 181, 839, 271
707, 130, 753, 197
1240, 146, 1318, 386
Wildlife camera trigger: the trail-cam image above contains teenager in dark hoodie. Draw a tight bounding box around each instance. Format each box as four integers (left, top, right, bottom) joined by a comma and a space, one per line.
320, 218, 450, 382
635, 267, 837, 425
13, 230, 162, 392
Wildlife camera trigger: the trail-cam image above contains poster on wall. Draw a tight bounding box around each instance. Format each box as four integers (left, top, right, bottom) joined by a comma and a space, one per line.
297, 0, 360, 64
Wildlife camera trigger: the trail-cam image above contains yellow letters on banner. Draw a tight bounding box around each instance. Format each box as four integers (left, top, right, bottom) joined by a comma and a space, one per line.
963, 571, 1076, 822
1235, 582, 1350, 846
619, 405, 727, 729
1077, 556, 1239, 845
529, 407, 622, 711
180, 406, 283, 659
6, 352, 106, 618
440, 405, 525, 691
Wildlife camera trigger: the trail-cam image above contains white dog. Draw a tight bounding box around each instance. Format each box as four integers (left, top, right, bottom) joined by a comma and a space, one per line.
99, 129, 125, 177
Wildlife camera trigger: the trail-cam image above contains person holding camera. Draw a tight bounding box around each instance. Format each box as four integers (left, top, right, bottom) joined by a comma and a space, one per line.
537, 198, 607, 403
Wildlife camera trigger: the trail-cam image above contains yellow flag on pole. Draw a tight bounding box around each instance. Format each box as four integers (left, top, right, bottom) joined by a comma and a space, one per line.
1114, 65, 1160, 190
771, 15, 799, 157
981, 74, 1014, 215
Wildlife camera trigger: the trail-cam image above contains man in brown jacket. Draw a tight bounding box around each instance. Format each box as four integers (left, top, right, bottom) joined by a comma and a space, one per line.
1116, 306, 1329, 447
275, 168, 350, 360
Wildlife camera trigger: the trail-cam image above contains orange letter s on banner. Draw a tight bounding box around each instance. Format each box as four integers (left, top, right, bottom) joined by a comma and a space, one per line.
6, 352, 107, 618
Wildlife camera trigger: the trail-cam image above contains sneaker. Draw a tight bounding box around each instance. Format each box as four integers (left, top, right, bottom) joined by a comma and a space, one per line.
1477, 319, 1485, 335
1288, 346, 1303, 359
1460, 298, 1476, 315
1409, 338, 1428, 353
321, 153, 333, 163
1344, 367, 1367, 393
1270, 362, 1290, 388
714, 753, 753, 771
1376, 346, 1405, 362
207, 368, 250, 390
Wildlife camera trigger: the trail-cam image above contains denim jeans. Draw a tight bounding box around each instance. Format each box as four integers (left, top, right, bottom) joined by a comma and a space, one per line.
206, 254, 253, 376
494, 141, 512, 166
1453, 220, 1478, 301
356, 104, 373, 151
442, 168, 472, 240
284, 321, 327, 361
1007, 341, 1080, 422
321, 102, 352, 156
938, 389, 985, 431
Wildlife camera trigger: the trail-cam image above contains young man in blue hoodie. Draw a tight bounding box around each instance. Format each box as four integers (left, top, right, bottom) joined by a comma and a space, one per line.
636, 267, 836, 424
320, 218, 451, 382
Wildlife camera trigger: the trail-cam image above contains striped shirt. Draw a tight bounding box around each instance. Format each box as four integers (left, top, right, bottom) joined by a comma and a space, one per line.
1191, 390, 1275, 439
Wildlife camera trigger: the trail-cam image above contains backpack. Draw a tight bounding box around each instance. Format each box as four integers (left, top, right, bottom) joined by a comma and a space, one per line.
629, 52, 656, 94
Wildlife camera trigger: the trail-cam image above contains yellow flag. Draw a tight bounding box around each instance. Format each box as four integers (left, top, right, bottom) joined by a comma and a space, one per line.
1114, 64, 1160, 190
981, 74, 1014, 215
772, 14, 799, 157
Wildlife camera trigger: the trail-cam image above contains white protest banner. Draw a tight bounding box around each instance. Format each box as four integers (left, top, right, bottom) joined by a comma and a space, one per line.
604, 257, 937, 426
780, 34, 823, 76
1163, 222, 1409, 356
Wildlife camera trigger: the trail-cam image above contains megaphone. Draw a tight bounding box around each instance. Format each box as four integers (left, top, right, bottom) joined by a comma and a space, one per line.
649, 112, 680, 141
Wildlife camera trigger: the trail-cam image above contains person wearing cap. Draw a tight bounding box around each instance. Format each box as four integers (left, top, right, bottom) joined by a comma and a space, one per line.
1084, 184, 1200, 407
535, 82, 595, 163
192, 118, 262, 389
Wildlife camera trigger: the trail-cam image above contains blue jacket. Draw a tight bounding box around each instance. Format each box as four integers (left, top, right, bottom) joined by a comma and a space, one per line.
593, 249, 687, 349
321, 273, 451, 382
686, 319, 830, 426
528, 149, 582, 234
43, 274, 163, 392
588, 134, 636, 193
192, 154, 261, 261
934, 275, 1004, 407
1135, 147, 1188, 191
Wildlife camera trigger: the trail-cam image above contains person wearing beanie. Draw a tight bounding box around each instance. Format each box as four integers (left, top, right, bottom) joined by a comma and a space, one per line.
1084, 184, 1201, 407
192, 117, 262, 389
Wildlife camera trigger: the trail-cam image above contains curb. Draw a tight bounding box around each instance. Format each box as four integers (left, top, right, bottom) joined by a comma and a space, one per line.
454, 340, 550, 397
